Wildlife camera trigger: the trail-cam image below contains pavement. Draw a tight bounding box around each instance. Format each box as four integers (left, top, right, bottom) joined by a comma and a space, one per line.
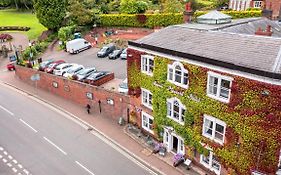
0, 70, 208, 175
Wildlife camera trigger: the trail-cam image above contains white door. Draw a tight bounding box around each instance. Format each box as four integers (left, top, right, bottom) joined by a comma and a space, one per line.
163, 128, 184, 154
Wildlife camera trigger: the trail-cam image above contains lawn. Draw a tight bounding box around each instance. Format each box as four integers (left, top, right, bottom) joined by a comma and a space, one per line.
0, 9, 46, 40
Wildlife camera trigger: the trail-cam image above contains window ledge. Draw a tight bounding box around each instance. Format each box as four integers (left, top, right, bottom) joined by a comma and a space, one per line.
141, 71, 153, 77
207, 94, 229, 103
167, 116, 184, 126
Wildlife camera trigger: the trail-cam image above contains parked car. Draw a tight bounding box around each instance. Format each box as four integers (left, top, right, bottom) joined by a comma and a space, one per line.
63, 64, 84, 79
66, 38, 91, 54
84, 71, 110, 84
118, 78, 128, 94
97, 43, 116, 58
53, 63, 75, 76
45, 60, 65, 74
74, 67, 96, 81
6, 62, 15, 71
39, 60, 54, 71
108, 49, 122, 59
120, 48, 127, 60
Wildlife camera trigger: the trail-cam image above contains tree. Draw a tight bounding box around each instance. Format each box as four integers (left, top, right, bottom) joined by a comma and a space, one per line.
68, 0, 95, 25
33, 0, 67, 30
162, 0, 183, 13
119, 0, 147, 14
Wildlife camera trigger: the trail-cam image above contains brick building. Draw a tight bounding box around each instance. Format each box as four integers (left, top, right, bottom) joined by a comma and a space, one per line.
127, 16, 281, 175
229, 0, 281, 19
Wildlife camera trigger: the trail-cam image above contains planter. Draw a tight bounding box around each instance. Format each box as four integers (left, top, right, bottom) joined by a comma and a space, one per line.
173, 153, 185, 167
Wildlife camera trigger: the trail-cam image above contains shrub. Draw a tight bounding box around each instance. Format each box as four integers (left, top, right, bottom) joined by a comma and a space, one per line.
194, 10, 261, 19
119, 0, 148, 14
99, 13, 183, 28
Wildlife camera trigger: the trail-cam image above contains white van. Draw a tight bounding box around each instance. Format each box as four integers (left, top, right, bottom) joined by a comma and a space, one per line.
66, 38, 91, 54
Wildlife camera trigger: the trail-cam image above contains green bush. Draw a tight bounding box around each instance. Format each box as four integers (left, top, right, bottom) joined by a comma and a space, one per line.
194, 10, 261, 19
99, 13, 183, 28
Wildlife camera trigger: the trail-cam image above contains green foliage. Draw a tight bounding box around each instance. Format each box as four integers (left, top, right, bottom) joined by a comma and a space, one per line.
194, 10, 262, 19
58, 25, 76, 49
119, 0, 148, 14
99, 13, 182, 28
21, 41, 49, 60
68, 0, 96, 25
33, 0, 67, 30
162, 0, 183, 13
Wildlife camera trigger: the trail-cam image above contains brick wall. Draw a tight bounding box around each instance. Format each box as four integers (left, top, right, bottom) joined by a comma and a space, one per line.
265, 0, 281, 19
15, 65, 131, 121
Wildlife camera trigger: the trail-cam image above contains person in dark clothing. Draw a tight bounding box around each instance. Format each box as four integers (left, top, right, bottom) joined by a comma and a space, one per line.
86, 104, 91, 114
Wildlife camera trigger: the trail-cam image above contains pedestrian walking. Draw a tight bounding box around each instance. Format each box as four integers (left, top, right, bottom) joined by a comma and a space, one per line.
86, 104, 91, 114
95, 36, 98, 45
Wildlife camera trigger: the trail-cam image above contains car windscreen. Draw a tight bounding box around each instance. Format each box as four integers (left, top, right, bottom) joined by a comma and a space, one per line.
77, 69, 88, 75
68, 67, 79, 73
100, 47, 108, 52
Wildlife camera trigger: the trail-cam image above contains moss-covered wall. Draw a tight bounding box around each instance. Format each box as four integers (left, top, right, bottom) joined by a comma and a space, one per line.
127, 48, 281, 175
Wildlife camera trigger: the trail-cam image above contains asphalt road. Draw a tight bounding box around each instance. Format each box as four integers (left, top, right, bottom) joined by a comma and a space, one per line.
41, 47, 127, 79
0, 83, 155, 175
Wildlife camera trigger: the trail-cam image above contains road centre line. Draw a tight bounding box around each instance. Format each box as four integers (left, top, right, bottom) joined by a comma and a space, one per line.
43, 137, 67, 155
0, 104, 14, 116
75, 161, 95, 175
19, 119, 38, 133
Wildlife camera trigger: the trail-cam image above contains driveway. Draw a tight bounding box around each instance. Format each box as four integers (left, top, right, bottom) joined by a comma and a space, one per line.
41, 47, 127, 80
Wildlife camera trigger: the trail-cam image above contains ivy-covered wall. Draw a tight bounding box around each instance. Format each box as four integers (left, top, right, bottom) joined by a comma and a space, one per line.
127, 48, 281, 175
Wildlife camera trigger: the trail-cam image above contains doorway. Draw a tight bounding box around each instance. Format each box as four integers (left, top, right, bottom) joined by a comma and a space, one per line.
172, 136, 179, 153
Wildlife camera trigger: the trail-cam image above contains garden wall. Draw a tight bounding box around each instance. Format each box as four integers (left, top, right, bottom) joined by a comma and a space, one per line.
15, 65, 131, 121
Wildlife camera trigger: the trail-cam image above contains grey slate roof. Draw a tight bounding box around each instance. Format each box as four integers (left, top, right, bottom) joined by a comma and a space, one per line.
133, 26, 281, 75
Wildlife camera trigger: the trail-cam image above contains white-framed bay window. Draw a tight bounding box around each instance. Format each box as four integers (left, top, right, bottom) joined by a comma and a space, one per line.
207, 71, 233, 103
142, 111, 154, 134
167, 97, 186, 125
167, 62, 189, 89
141, 55, 154, 76
200, 150, 221, 175
202, 115, 226, 145
141, 88, 153, 109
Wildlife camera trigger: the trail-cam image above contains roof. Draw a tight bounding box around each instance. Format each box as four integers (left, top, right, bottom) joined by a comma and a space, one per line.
197, 10, 232, 20
130, 26, 281, 79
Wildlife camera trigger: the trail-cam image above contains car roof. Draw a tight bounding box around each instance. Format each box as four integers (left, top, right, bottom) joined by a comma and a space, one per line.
56, 63, 70, 68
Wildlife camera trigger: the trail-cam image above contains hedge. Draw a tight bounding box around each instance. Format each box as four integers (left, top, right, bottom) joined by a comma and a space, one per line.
98, 10, 262, 28
0, 26, 30, 31
98, 13, 183, 28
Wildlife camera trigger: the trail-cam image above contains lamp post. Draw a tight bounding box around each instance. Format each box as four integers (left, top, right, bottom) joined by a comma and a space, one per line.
28, 40, 33, 66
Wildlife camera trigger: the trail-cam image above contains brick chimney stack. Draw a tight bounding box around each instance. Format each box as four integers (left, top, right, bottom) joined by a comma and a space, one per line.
255, 25, 273, 36
183, 2, 194, 23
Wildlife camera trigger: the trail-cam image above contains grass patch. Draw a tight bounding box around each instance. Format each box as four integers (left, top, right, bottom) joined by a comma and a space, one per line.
0, 9, 46, 40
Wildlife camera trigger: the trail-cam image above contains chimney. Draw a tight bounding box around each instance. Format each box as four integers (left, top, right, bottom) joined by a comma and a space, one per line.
255, 25, 273, 36
183, 2, 194, 23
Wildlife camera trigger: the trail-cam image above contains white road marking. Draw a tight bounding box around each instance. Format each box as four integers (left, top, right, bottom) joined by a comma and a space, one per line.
23, 169, 29, 174
8, 155, 13, 159
0, 105, 14, 116
12, 167, 17, 173
0, 155, 2, 159
2, 158, 7, 163
18, 164, 23, 169
3, 151, 7, 155
12, 159, 17, 164
19, 119, 38, 133
43, 137, 67, 155
18, 173, 22, 175
7, 163, 12, 167
75, 161, 95, 175
0, 147, 3, 151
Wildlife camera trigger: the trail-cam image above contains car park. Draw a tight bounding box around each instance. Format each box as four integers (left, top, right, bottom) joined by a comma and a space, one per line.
118, 78, 128, 94
63, 64, 84, 79
39, 60, 54, 71
53, 63, 75, 76
74, 67, 96, 81
120, 48, 127, 60
97, 43, 116, 58
84, 71, 110, 84
108, 49, 122, 60
45, 60, 65, 74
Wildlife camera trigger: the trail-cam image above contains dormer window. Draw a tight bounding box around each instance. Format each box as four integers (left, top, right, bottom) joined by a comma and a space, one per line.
141, 55, 154, 76
168, 62, 189, 89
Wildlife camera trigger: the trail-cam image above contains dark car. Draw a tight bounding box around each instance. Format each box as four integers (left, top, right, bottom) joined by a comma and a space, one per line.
45, 60, 65, 74
97, 43, 116, 58
108, 49, 122, 59
84, 71, 109, 84
74, 67, 96, 81
39, 60, 54, 71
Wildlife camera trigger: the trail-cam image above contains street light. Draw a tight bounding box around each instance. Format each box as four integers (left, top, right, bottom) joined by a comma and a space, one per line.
28, 40, 33, 66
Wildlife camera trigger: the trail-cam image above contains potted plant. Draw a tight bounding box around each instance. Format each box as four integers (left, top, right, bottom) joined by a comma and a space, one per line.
173, 153, 185, 167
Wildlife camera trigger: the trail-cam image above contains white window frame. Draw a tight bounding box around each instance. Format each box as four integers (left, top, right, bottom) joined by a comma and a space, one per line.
207, 71, 233, 103
141, 88, 153, 110
254, 1, 262, 8
141, 111, 154, 134
202, 115, 226, 145
167, 97, 186, 125
167, 62, 189, 89
200, 150, 221, 175
141, 55, 154, 76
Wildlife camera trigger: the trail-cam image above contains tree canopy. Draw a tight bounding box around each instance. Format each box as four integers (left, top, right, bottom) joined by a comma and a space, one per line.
33, 0, 67, 30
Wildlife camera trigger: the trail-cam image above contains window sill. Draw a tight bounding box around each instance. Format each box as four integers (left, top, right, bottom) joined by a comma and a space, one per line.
167, 116, 184, 126
207, 94, 229, 103
141, 103, 153, 111
141, 71, 153, 77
